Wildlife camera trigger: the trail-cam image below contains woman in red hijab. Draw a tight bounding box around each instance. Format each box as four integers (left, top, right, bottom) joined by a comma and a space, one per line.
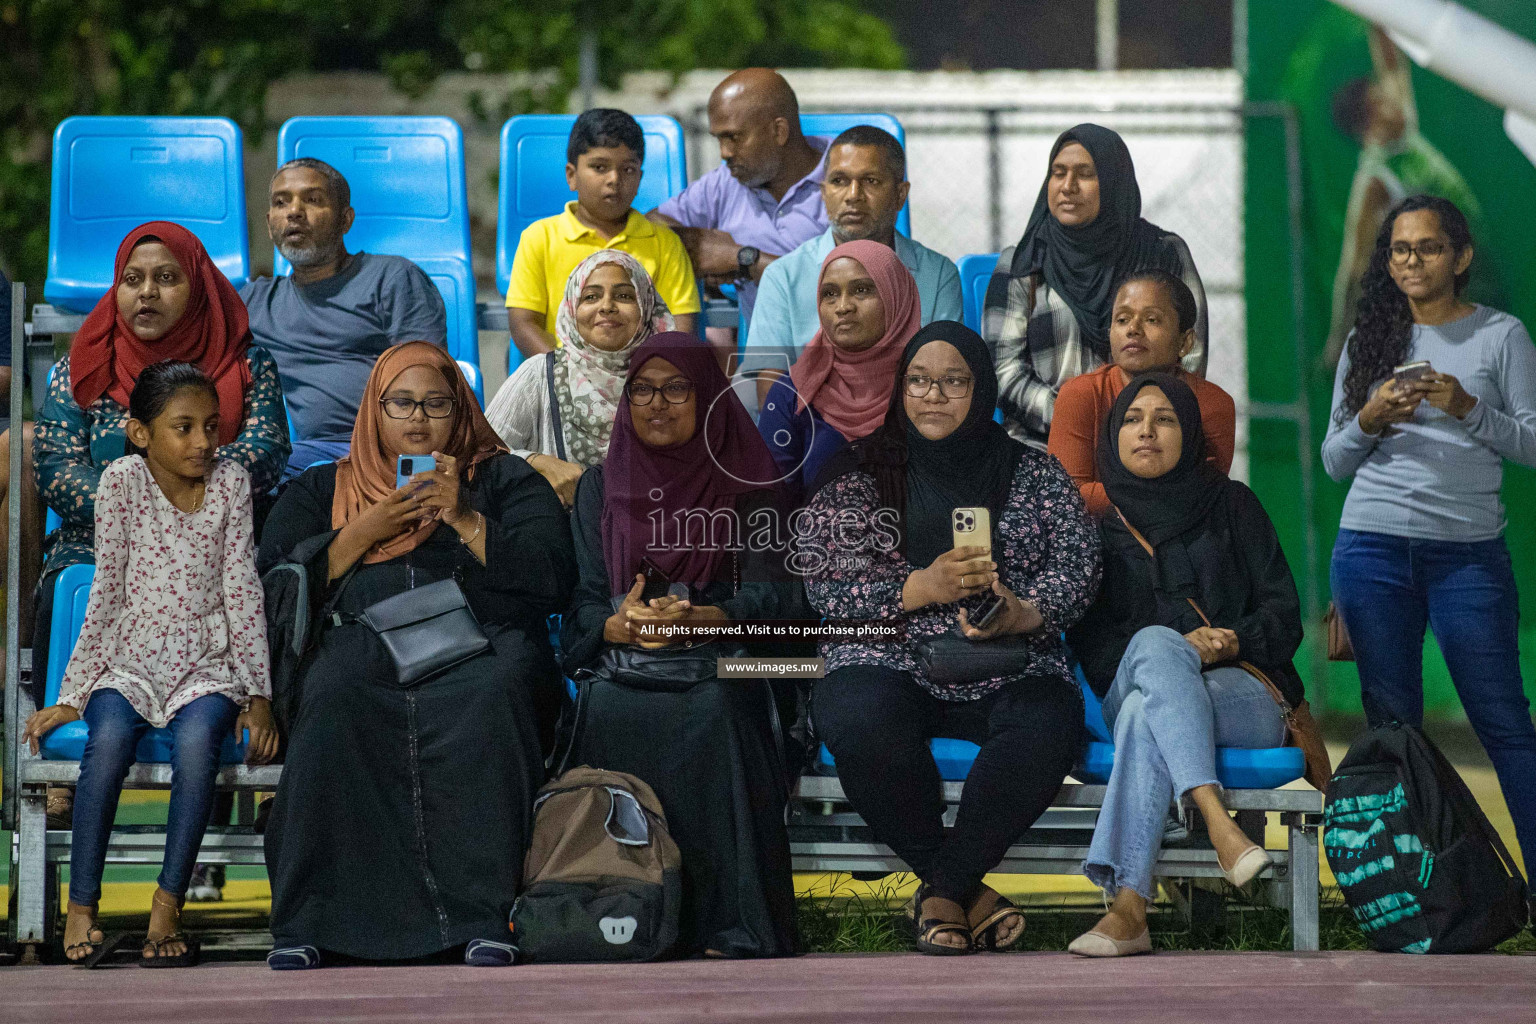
756, 238, 921, 499
31, 222, 290, 690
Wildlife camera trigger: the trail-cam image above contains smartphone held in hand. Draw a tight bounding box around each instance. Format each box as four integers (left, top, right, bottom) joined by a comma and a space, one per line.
952, 506, 992, 555
396, 454, 436, 490
1393, 360, 1432, 384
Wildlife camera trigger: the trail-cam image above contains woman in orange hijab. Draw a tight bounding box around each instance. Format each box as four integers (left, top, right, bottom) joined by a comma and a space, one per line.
256, 343, 576, 969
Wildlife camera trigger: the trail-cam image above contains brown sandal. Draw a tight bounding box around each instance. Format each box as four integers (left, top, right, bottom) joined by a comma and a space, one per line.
970, 895, 1025, 952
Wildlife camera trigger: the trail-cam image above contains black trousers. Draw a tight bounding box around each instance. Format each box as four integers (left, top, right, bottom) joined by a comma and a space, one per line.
812, 664, 1081, 906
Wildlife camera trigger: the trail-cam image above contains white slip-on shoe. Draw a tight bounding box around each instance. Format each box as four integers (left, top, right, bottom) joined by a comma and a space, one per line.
1219, 844, 1273, 888
1067, 927, 1153, 958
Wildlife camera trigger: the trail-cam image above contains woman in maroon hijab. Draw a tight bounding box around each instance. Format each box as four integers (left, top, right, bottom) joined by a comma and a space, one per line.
560, 332, 803, 959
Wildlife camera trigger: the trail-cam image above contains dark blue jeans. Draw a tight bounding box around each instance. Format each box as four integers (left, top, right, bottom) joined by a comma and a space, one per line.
1330, 528, 1536, 863
68, 689, 239, 906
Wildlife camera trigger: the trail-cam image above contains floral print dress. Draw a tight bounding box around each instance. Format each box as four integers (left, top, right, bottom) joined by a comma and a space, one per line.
56, 457, 271, 727
33, 347, 290, 575
802, 448, 1101, 701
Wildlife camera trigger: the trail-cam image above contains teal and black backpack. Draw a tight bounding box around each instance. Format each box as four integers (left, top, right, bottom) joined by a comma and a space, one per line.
1324, 723, 1528, 953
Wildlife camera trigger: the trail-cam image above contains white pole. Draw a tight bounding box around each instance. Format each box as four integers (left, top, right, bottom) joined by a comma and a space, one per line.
578, 29, 598, 112
1331, 0, 1536, 162
1097, 0, 1119, 71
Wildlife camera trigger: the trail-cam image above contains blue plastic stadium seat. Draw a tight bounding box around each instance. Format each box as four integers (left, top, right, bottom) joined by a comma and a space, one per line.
818, 737, 979, 783
275, 117, 479, 371
40, 564, 246, 763
1072, 661, 1304, 790
957, 252, 998, 333
456, 359, 483, 407
496, 115, 689, 300
45, 117, 249, 313
798, 113, 910, 237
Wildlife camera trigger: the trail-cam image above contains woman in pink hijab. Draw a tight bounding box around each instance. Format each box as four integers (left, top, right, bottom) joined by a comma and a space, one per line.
757, 239, 921, 498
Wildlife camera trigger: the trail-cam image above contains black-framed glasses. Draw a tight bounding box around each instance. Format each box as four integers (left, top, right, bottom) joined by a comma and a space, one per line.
904, 374, 974, 399
625, 380, 694, 406
1389, 240, 1450, 264
380, 396, 456, 419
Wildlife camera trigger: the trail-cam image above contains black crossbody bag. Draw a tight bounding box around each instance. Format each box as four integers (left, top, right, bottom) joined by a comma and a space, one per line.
332, 548, 490, 688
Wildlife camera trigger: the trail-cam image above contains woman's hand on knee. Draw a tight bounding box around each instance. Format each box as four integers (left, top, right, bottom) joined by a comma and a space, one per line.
1183, 627, 1239, 666
238, 697, 280, 766
22, 704, 80, 755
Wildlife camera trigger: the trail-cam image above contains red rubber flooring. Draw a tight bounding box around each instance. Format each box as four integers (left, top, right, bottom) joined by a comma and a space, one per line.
4, 952, 1535, 1024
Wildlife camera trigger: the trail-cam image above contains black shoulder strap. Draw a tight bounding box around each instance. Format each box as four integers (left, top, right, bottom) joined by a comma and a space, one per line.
545, 353, 568, 463
1411, 727, 1527, 883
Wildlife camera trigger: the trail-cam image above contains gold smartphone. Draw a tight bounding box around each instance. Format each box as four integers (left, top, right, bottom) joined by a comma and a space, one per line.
951, 507, 992, 555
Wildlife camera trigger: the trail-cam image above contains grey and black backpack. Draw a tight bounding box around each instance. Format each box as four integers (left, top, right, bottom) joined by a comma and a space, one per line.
511, 766, 682, 963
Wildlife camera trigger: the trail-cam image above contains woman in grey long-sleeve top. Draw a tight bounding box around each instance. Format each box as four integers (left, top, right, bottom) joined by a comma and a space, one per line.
1323, 195, 1536, 876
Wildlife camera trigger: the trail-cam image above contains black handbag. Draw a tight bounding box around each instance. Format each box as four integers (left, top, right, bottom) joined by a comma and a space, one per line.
578, 553, 747, 693
579, 594, 747, 693
916, 632, 1040, 685
353, 577, 491, 687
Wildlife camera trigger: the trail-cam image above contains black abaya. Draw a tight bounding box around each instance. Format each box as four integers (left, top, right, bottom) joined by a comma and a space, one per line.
256, 455, 575, 959
561, 467, 801, 958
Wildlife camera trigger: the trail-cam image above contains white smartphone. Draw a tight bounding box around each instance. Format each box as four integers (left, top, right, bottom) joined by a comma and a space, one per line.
396, 454, 436, 490
952, 507, 992, 555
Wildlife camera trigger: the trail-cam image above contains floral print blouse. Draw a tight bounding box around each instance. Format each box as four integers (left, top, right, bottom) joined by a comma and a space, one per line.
34, 346, 290, 575
802, 448, 1101, 701
57, 457, 271, 727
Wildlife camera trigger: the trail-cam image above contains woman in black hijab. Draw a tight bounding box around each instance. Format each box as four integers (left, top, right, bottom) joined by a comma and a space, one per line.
1065, 373, 1304, 958
803, 321, 1100, 954
985, 124, 1209, 446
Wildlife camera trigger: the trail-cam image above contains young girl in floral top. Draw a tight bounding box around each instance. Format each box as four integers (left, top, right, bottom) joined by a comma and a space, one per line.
23, 361, 278, 967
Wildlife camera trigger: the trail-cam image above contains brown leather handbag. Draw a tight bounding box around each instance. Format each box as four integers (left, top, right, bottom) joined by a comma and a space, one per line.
1116, 511, 1334, 792
1324, 602, 1355, 662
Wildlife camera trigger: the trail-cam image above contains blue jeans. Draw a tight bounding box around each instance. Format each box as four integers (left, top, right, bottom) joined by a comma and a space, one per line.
1083, 626, 1285, 900
1330, 527, 1536, 863
68, 689, 239, 905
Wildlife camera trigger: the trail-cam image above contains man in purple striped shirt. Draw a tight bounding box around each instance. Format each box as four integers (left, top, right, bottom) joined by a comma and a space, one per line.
649, 68, 830, 347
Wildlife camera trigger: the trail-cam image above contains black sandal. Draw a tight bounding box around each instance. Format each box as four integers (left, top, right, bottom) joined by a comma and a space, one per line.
63, 902, 107, 966
140, 890, 200, 968
913, 885, 973, 956
140, 934, 200, 968
970, 895, 1025, 952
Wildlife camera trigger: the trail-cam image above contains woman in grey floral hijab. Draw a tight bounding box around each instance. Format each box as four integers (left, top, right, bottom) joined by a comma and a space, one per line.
486, 249, 674, 505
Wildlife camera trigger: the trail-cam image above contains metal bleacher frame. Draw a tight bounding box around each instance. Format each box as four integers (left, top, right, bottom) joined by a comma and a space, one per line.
787, 776, 1322, 951
4, 106, 1325, 958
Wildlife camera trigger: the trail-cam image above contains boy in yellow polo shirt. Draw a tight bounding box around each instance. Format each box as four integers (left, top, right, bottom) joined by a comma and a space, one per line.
505, 109, 700, 359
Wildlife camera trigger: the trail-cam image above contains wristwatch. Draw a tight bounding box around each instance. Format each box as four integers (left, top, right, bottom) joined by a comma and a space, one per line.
736, 246, 760, 278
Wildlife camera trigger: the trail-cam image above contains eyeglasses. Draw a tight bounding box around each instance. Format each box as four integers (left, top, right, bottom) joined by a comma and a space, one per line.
625, 380, 694, 406
1389, 240, 1450, 264
380, 396, 456, 419
904, 374, 974, 399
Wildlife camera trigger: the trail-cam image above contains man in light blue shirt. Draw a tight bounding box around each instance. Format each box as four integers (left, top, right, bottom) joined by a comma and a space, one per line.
746, 126, 961, 392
